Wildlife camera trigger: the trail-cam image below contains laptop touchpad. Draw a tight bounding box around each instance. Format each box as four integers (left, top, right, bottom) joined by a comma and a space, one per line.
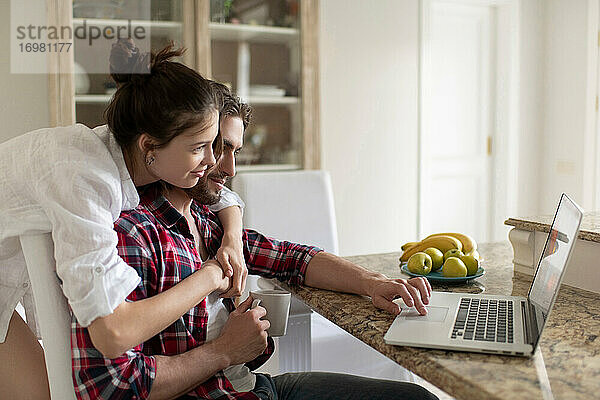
401, 306, 449, 322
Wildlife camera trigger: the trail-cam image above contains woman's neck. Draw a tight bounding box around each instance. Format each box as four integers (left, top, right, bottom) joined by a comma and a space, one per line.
164, 188, 193, 216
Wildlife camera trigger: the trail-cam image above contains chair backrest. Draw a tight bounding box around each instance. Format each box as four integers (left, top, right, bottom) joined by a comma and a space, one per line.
231, 170, 339, 255
19, 233, 76, 400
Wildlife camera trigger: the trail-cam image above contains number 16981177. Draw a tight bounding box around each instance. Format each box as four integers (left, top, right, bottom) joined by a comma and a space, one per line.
18, 42, 72, 52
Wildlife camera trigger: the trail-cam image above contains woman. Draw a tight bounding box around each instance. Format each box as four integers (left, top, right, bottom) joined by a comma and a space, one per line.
0, 40, 246, 398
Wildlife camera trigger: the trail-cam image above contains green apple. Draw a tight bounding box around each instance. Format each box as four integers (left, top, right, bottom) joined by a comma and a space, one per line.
460, 254, 479, 276
466, 250, 480, 260
444, 248, 464, 261
407, 252, 433, 275
442, 257, 468, 277
423, 247, 444, 271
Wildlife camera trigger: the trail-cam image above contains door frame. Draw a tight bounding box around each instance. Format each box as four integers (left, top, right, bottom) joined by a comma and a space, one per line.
417, 0, 520, 241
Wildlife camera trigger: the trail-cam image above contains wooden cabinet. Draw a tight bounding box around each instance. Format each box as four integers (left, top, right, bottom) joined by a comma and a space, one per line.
49, 0, 319, 169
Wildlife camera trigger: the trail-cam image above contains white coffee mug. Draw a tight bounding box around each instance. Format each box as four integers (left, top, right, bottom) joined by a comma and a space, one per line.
250, 289, 292, 337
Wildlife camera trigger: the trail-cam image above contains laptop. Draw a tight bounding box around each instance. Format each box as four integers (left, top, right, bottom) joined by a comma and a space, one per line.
384, 193, 583, 357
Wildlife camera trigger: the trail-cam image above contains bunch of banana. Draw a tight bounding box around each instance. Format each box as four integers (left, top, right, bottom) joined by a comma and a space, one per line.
400, 232, 478, 262
399, 235, 462, 262
401, 241, 419, 251
424, 232, 477, 255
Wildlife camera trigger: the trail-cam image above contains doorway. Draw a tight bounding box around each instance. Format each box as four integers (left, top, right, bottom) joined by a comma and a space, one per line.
418, 0, 519, 243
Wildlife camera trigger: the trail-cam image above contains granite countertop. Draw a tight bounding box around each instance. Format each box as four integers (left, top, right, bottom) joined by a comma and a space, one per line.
505, 211, 600, 242
279, 242, 600, 400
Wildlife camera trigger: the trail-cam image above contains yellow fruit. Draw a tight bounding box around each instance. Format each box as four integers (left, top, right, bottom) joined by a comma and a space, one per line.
460, 254, 479, 276
423, 247, 444, 271
442, 257, 468, 277
444, 248, 464, 261
424, 232, 477, 255
466, 250, 480, 260
400, 235, 462, 262
401, 241, 420, 251
406, 252, 432, 275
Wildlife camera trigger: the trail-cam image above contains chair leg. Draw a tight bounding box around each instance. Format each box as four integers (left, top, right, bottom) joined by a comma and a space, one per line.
0, 311, 50, 400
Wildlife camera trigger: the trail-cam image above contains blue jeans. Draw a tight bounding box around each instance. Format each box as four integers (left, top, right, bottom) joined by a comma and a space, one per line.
252, 372, 439, 400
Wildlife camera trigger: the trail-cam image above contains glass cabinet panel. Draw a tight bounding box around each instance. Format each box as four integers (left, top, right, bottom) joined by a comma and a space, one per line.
72, 0, 187, 128
209, 0, 302, 170
60, 0, 318, 170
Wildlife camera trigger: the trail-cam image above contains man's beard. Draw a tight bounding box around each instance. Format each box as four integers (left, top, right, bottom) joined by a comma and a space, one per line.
185, 174, 221, 205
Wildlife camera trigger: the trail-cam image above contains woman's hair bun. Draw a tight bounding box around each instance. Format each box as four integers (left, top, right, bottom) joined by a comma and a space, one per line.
110, 39, 185, 86
109, 38, 151, 85
151, 42, 185, 69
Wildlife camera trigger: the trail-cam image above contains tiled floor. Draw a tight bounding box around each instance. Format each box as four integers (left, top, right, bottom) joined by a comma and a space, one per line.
309, 312, 454, 400
310, 312, 416, 381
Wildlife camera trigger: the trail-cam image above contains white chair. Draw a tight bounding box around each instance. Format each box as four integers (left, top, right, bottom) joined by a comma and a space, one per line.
19, 233, 76, 400
231, 170, 417, 381
231, 170, 339, 255
232, 170, 340, 373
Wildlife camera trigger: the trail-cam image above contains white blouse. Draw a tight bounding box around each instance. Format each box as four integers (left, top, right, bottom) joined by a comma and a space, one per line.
0, 124, 242, 340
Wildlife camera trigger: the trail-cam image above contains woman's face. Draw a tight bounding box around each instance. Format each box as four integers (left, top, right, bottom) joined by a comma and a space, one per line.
149, 109, 219, 188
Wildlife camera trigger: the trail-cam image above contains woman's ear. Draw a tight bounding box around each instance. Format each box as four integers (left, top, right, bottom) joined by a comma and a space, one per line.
137, 134, 159, 166
137, 133, 156, 154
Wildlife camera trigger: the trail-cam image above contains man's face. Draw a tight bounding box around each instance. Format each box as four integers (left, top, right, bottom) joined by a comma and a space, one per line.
188, 115, 244, 205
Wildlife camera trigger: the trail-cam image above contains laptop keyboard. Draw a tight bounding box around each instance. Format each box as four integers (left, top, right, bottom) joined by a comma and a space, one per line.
451, 298, 514, 343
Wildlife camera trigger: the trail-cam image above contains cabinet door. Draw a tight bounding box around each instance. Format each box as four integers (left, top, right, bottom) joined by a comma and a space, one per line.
206, 0, 319, 170
71, 0, 195, 128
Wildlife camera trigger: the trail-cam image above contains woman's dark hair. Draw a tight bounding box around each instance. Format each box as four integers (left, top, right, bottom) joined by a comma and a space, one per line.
210, 81, 252, 130
105, 39, 223, 167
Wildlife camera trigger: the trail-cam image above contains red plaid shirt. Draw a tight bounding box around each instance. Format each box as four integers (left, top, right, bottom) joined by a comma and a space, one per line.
71, 187, 321, 399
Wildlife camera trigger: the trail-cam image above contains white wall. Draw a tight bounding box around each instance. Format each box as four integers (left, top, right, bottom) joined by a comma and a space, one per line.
503, 0, 596, 219
0, 1, 50, 144
539, 0, 596, 214
319, 0, 420, 256
516, 0, 544, 216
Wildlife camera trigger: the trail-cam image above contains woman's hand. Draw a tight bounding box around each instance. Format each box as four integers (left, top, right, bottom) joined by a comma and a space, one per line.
201, 260, 232, 294
216, 234, 248, 298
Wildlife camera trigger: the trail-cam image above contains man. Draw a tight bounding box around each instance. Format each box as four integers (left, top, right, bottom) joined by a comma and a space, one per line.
71, 88, 436, 400
188, 86, 431, 318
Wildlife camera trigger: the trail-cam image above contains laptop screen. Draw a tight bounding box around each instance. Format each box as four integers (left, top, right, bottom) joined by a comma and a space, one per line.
527, 193, 583, 348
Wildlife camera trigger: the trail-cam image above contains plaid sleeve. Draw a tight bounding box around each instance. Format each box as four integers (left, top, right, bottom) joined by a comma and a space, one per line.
71, 217, 159, 400
71, 315, 156, 400
243, 229, 323, 285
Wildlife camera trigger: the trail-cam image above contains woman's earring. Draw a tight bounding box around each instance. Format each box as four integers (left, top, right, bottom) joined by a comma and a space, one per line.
146, 155, 155, 166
